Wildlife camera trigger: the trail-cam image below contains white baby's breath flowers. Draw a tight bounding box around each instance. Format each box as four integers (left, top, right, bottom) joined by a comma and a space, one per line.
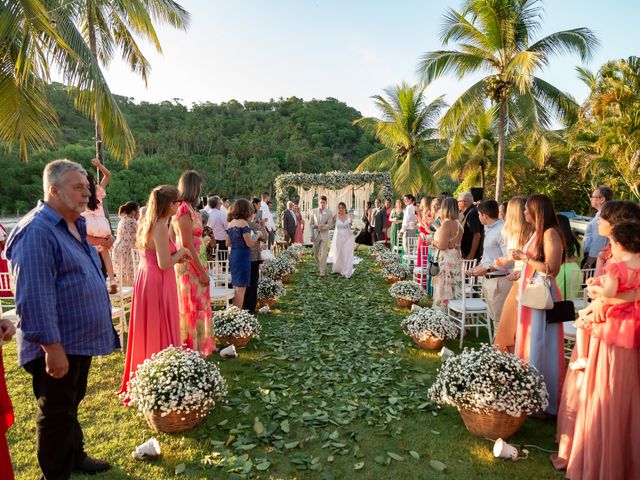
212, 306, 262, 338
401, 308, 458, 341
376, 249, 400, 265
370, 242, 388, 255
389, 280, 427, 302
381, 261, 412, 280
261, 256, 297, 279
428, 344, 549, 417
126, 346, 227, 417
257, 277, 286, 301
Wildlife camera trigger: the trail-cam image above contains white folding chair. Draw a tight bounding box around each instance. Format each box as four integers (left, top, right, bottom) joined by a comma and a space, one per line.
131, 248, 140, 279
563, 321, 577, 360
210, 258, 235, 308
461, 259, 479, 297
448, 260, 492, 348
567, 268, 595, 311
402, 236, 418, 267
412, 244, 429, 289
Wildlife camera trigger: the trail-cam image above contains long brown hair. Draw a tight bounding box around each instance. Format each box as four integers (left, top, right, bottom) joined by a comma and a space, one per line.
136, 185, 180, 249
503, 196, 534, 250
177, 170, 202, 206
526, 194, 562, 261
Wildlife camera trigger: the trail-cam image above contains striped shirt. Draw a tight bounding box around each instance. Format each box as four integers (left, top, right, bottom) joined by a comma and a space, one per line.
6, 201, 119, 366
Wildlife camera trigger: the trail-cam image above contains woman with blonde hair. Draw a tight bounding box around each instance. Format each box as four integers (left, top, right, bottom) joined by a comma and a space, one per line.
429, 197, 463, 310
493, 196, 534, 352
119, 185, 190, 400
173, 171, 215, 356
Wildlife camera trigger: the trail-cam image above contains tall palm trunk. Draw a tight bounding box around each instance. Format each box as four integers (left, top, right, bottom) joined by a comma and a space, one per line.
480, 161, 486, 191
86, 5, 103, 167
495, 100, 507, 201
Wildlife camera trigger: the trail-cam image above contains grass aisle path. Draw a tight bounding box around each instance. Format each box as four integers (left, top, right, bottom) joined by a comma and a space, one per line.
6, 251, 559, 479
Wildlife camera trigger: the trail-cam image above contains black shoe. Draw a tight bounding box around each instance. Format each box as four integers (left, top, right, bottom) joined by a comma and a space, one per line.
74, 456, 111, 474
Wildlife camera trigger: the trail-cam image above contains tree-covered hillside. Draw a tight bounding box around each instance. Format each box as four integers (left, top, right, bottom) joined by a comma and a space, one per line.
0, 83, 381, 213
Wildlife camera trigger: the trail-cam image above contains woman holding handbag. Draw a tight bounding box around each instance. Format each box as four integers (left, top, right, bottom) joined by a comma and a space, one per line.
510, 194, 565, 417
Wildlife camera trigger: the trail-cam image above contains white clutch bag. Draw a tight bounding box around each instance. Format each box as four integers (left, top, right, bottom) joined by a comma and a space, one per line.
521, 264, 553, 310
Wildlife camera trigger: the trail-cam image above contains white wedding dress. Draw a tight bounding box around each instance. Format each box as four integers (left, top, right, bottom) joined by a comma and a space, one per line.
328, 215, 356, 278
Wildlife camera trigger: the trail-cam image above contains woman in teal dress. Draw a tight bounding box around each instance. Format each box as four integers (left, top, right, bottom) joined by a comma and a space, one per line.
388, 199, 404, 251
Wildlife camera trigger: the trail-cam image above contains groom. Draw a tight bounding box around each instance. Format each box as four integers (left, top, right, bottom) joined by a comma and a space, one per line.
310, 196, 334, 277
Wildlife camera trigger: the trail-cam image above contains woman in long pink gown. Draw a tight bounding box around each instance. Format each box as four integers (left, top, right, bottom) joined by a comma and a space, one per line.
293, 204, 304, 244
119, 185, 190, 401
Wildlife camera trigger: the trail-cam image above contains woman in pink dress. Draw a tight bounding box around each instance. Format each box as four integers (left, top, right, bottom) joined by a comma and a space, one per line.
553, 201, 640, 479
293, 203, 304, 244
174, 171, 215, 356
0, 223, 10, 298
119, 185, 190, 401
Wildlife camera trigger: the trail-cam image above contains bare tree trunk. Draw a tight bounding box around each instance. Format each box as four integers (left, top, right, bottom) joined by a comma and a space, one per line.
495, 100, 507, 201
481, 162, 486, 191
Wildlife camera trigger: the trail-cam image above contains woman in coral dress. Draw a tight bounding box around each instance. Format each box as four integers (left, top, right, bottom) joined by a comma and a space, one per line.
510, 195, 565, 416
174, 171, 215, 356
1, 315, 16, 479
293, 203, 305, 244
119, 185, 190, 400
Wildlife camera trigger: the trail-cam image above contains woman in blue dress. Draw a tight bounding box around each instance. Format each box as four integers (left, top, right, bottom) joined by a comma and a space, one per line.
226, 199, 260, 308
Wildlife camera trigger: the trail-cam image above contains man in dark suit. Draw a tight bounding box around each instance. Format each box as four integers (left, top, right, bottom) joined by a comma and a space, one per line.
371, 198, 385, 242
282, 201, 297, 245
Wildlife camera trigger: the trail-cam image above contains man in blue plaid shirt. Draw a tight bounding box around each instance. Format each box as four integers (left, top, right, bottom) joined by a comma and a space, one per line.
6, 159, 119, 479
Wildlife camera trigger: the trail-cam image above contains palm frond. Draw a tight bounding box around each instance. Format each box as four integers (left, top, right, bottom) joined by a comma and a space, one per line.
528, 28, 599, 64
417, 50, 488, 83
355, 149, 396, 173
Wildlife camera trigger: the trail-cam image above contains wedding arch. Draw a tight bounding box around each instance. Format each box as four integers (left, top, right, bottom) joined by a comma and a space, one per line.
274, 171, 393, 222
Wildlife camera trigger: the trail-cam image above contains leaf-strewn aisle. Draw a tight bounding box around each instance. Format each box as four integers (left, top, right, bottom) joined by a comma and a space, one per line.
5, 250, 558, 479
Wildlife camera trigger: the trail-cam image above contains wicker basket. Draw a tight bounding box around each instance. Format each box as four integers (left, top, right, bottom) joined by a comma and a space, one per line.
386, 275, 402, 284
396, 297, 415, 308
411, 335, 444, 350
144, 404, 210, 433
257, 297, 277, 308
458, 407, 527, 440
217, 335, 253, 349
279, 274, 291, 284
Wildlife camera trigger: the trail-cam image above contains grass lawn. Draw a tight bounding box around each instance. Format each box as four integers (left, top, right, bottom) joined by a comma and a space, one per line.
5, 250, 562, 479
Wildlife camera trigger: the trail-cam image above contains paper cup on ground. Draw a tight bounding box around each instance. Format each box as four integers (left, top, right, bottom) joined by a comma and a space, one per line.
220, 344, 237, 358
133, 437, 161, 460
493, 438, 518, 460
439, 346, 455, 359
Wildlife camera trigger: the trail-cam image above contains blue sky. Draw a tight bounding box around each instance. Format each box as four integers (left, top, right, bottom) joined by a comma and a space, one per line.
103, 0, 640, 118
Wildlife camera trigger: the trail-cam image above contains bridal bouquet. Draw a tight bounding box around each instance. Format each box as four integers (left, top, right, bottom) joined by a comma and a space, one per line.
381, 261, 412, 280
389, 280, 427, 302
213, 306, 262, 339
261, 255, 297, 279
127, 346, 227, 418
257, 277, 286, 301
428, 344, 549, 417
401, 308, 458, 342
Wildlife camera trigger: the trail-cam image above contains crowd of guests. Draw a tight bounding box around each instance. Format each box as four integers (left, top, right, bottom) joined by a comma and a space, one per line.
0, 159, 287, 478
0, 159, 638, 479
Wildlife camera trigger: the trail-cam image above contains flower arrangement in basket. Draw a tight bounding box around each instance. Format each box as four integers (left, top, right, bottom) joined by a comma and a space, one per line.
389, 280, 427, 307
381, 261, 412, 282
278, 248, 300, 263
257, 277, 286, 308
370, 242, 388, 256
428, 344, 549, 439
127, 346, 227, 433
376, 249, 400, 265
261, 256, 297, 282
288, 244, 305, 259
401, 308, 458, 350
213, 306, 262, 348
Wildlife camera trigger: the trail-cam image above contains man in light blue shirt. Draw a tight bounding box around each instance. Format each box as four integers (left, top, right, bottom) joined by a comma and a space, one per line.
468, 200, 510, 329
582, 186, 613, 267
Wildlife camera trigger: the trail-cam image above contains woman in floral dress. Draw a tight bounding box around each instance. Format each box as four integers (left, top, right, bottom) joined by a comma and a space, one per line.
174, 171, 215, 356
430, 198, 463, 310
112, 201, 139, 286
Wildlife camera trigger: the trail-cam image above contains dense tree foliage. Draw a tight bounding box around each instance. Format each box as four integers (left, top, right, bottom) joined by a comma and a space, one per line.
0, 83, 381, 214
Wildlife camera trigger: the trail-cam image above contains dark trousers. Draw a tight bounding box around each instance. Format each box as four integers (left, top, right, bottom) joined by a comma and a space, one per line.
24, 355, 92, 480
267, 230, 275, 249
243, 261, 261, 313
216, 240, 227, 259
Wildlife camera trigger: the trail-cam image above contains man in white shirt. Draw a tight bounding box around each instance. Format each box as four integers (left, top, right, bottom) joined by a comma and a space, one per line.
260, 192, 276, 249
206, 196, 228, 256
401, 194, 417, 253
582, 186, 612, 267
468, 200, 510, 330
220, 197, 229, 218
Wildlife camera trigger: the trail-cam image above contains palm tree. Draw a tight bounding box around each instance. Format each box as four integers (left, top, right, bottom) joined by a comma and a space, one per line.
69, 0, 190, 164
0, 0, 134, 161
353, 83, 446, 194
418, 0, 598, 200
569, 57, 640, 199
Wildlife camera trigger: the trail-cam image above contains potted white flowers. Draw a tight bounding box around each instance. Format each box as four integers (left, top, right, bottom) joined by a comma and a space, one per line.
370, 242, 387, 256
389, 280, 427, 308
213, 306, 262, 348
261, 256, 297, 283
428, 345, 549, 439
401, 308, 458, 350
127, 346, 227, 433
381, 261, 412, 283
287, 244, 305, 259
376, 249, 400, 266
257, 277, 286, 308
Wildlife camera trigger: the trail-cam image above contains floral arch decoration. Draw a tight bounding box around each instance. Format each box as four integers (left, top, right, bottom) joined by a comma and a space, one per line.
274, 171, 393, 223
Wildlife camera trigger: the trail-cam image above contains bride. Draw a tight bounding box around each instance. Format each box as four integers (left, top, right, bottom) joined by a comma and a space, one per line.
328, 202, 356, 278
